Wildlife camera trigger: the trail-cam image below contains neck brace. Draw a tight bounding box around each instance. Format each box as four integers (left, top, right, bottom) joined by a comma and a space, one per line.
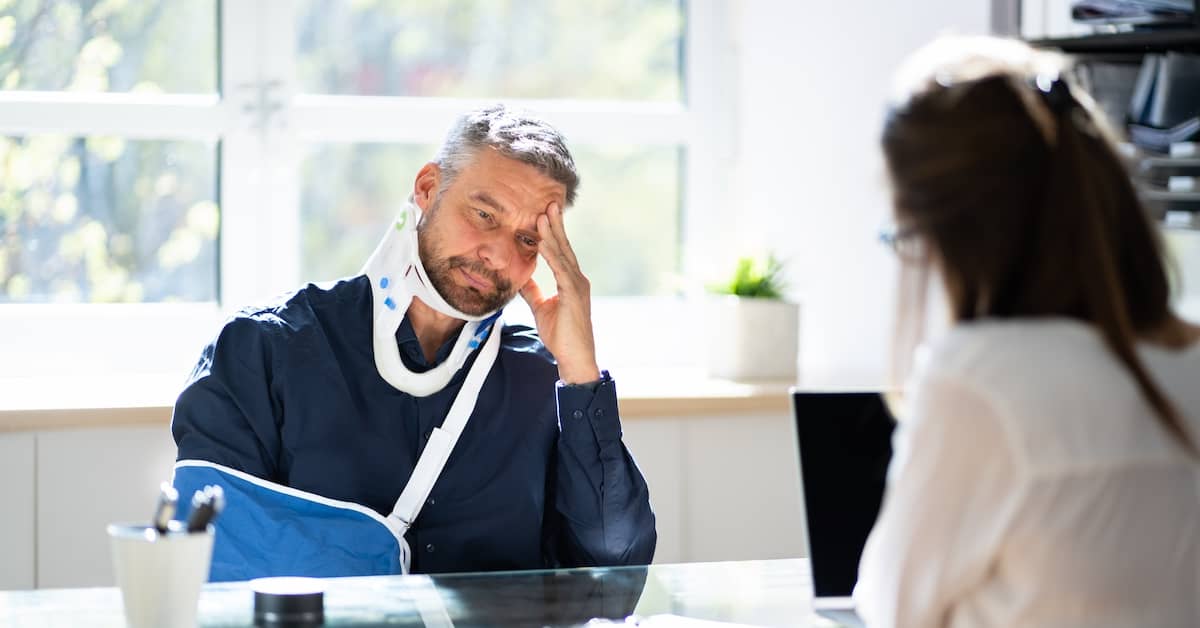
361, 201, 502, 397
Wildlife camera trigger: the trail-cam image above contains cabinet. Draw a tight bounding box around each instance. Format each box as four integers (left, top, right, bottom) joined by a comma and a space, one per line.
622, 412, 807, 565
0, 434, 35, 590
35, 427, 178, 588
0, 411, 807, 590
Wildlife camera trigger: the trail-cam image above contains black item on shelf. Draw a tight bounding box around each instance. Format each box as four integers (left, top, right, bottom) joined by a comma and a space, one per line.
1075, 59, 1143, 127
1127, 52, 1200, 151
1130, 117, 1200, 151
1030, 30, 1200, 54
1152, 53, 1200, 126
1129, 54, 1162, 124
1141, 194, 1200, 225
1135, 153, 1200, 223
1073, 0, 1195, 26
1134, 150, 1200, 185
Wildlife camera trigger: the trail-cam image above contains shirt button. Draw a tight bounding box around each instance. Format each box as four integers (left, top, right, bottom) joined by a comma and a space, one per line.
571, 409, 585, 420
427, 498, 436, 506
425, 543, 435, 553
593, 408, 604, 418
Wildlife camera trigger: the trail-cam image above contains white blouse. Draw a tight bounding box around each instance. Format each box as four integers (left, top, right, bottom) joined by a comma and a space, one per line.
854, 319, 1200, 628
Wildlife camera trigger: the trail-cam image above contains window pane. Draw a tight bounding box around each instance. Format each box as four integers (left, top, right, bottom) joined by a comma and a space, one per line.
300, 143, 434, 282
0, 0, 217, 93
296, 0, 683, 100
0, 135, 219, 302
300, 143, 681, 297
562, 146, 681, 296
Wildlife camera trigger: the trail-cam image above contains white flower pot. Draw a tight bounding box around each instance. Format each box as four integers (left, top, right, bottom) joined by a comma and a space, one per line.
704, 296, 800, 381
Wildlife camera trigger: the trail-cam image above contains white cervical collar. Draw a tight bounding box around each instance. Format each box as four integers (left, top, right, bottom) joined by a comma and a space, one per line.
361, 201, 501, 397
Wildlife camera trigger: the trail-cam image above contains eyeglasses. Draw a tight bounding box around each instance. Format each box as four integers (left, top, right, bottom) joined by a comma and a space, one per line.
878, 223, 928, 262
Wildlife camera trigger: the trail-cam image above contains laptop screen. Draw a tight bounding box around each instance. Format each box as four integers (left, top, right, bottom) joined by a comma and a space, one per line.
792, 391, 895, 598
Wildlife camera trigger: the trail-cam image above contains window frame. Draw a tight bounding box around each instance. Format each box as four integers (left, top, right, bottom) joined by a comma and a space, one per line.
0, 0, 736, 379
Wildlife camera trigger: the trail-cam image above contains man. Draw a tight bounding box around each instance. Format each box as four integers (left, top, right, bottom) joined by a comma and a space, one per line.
170, 105, 656, 581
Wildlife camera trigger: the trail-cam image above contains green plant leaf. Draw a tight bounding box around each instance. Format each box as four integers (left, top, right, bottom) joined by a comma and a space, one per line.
708, 253, 786, 299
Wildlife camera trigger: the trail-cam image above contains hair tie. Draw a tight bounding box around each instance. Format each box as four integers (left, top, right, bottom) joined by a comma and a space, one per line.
1029, 74, 1078, 115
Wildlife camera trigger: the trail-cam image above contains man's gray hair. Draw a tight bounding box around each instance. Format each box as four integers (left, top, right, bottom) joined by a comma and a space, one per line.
432, 104, 580, 206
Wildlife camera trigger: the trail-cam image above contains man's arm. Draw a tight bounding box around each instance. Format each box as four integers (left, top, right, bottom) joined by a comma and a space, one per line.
518, 202, 600, 386
548, 374, 656, 566
172, 315, 283, 478
520, 201, 657, 566
172, 315, 410, 581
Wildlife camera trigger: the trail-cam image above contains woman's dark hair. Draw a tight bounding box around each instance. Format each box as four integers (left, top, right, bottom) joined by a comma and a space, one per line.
883, 38, 1194, 454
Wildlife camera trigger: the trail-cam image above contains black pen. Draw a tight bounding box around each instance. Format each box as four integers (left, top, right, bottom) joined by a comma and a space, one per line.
186, 484, 225, 533
152, 482, 178, 534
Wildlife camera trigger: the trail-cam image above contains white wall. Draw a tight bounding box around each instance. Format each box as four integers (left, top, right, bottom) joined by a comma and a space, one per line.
732, 1, 992, 387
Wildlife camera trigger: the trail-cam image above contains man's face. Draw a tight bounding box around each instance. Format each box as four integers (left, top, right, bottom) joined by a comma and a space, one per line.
415, 148, 567, 316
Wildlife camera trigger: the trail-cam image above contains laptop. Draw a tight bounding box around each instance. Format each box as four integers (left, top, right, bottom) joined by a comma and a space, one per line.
790, 391, 896, 628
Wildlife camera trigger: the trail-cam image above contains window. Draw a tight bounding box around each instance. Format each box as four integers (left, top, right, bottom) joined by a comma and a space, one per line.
1, 0, 219, 306
0, 0, 732, 379
0, 0, 216, 93
295, 1, 683, 101
2, 135, 218, 303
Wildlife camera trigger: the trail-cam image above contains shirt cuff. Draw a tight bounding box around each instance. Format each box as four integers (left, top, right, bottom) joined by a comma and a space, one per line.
555, 370, 620, 443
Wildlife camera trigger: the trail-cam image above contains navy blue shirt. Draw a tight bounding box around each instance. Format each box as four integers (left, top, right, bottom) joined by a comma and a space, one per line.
171, 275, 656, 574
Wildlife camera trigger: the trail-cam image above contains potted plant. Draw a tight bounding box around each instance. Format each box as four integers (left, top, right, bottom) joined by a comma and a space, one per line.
705, 254, 799, 381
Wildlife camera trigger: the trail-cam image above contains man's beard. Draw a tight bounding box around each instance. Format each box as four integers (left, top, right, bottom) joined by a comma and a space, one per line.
417, 200, 515, 316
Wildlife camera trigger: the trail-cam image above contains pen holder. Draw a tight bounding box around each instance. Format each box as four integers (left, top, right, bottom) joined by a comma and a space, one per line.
107, 523, 214, 628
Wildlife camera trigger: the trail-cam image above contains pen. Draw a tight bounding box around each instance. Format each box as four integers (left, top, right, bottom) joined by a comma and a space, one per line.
152, 482, 178, 535
186, 484, 225, 533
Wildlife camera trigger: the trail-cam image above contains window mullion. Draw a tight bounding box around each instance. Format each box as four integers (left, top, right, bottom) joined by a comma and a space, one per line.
219, 0, 301, 308
0, 93, 226, 139
290, 96, 691, 145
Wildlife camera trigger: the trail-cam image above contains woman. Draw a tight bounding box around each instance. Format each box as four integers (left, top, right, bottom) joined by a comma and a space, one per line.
854, 36, 1200, 627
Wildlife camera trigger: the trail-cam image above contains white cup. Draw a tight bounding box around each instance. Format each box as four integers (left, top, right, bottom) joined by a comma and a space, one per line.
107, 523, 214, 628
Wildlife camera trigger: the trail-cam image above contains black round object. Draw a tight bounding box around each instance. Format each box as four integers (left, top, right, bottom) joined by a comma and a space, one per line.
250, 577, 325, 626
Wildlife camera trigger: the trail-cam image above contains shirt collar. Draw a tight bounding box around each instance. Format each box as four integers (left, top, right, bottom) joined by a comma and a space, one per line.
394, 314, 463, 372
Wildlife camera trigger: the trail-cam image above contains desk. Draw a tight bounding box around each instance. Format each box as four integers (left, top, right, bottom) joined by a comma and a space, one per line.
0, 559, 836, 627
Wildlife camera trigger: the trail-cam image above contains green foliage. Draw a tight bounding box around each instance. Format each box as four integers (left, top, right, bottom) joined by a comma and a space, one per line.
0, 0, 218, 304
0, 0, 215, 93
709, 254, 787, 300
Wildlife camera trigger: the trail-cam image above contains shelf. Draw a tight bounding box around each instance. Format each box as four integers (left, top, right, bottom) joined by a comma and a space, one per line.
1141, 157, 1200, 169
1030, 27, 1200, 54
0, 369, 796, 431
1142, 189, 1200, 202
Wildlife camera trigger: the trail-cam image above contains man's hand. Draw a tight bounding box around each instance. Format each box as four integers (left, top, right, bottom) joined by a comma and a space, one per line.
520, 202, 602, 384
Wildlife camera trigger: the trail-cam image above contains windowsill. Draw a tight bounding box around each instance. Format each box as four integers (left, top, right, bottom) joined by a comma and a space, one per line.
0, 369, 794, 433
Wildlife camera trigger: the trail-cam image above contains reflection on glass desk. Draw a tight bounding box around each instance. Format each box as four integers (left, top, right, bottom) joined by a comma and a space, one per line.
0, 559, 843, 627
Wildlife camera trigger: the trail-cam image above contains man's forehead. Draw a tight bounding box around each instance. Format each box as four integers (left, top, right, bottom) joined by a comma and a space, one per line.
456, 152, 566, 214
